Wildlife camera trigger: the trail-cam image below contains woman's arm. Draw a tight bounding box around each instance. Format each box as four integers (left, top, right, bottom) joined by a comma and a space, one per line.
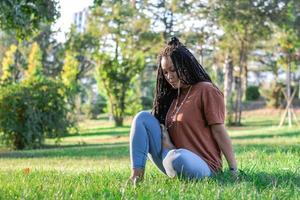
211, 124, 237, 171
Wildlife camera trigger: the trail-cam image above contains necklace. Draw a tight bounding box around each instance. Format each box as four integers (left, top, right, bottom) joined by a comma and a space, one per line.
166, 85, 193, 130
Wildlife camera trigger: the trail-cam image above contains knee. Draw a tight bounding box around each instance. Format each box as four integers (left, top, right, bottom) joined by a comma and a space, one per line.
165, 149, 211, 179
133, 111, 152, 123
162, 149, 181, 178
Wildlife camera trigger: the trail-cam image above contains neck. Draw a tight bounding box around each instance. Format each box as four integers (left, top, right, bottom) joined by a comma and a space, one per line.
180, 85, 191, 95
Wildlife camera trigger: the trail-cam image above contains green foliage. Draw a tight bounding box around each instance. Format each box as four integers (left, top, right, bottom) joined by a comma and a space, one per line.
141, 96, 153, 110
209, 0, 291, 125
90, 1, 161, 126
81, 94, 107, 119
260, 82, 285, 108
0, 31, 17, 62
274, 0, 300, 34
25, 42, 43, 79
0, 44, 18, 84
64, 26, 98, 79
212, 0, 278, 40
277, 29, 300, 70
0, 78, 72, 149
246, 86, 260, 101
95, 53, 144, 126
65, 26, 98, 56
0, 0, 60, 39
29, 23, 65, 77
61, 51, 80, 95
63, 27, 99, 112
124, 80, 143, 116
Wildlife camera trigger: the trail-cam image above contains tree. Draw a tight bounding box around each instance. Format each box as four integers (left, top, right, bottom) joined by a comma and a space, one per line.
0, 78, 72, 149
209, 0, 289, 125
270, 0, 300, 126
223, 54, 234, 125
0, 0, 60, 39
64, 26, 98, 81
33, 23, 65, 78
0, 26, 59, 81
25, 42, 43, 79
61, 51, 80, 96
89, 1, 161, 126
143, 0, 204, 41
277, 29, 300, 126
0, 44, 18, 84
60, 26, 100, 118
0, 31, 18, 63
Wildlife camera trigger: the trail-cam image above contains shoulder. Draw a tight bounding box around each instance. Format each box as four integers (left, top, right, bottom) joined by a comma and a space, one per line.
193, 81, 223, 96
194, 81, 213, 89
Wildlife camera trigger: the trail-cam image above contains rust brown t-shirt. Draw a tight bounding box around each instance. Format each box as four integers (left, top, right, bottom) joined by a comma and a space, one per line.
165, 81, 225, 173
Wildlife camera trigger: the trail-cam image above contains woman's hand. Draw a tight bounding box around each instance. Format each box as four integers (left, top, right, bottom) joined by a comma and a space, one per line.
160, 124, 176, 149
229, 168, 239, 181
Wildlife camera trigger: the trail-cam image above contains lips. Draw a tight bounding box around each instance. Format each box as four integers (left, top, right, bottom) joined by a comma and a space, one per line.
169, 82, 178, 88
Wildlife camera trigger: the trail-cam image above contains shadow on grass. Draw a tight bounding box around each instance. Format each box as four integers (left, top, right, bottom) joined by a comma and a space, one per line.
0, 142, 129, 159
67, 125, 131, 137
245, 120, 278, 127
231, 130, 300, 140
172, 169, 299, 192
214, 170, 300, 190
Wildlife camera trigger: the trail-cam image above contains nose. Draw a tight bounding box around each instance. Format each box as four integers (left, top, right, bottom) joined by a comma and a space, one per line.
167, 73, 173, 80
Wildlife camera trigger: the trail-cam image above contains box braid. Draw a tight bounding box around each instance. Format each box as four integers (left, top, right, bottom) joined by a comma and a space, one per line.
152, 37, 212, 124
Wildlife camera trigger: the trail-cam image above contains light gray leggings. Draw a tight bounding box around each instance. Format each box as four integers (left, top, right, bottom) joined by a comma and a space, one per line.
130, 111, 211, 179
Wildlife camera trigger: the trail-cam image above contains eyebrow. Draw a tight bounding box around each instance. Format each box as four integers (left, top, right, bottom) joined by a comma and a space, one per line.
162, 65, 174, 71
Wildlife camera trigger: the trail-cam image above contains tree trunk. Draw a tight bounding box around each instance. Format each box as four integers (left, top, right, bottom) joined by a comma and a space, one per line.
234, 50, 246, 126
234, 76, 242, 126
114, 116, 123, 127
242, 64, 248, 100
287, 58, 292, 127
223, 54, 234, 125
13, 134, 25, 150
111, 100, 124, 127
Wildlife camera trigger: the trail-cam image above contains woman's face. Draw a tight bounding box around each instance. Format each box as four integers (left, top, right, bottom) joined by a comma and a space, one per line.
161, 56, 180, 89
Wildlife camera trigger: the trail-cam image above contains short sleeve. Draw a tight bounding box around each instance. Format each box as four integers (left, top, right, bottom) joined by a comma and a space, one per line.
201, 85, 225, 126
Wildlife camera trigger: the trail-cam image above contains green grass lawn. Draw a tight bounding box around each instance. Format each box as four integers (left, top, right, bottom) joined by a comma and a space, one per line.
0, 108, 299, 199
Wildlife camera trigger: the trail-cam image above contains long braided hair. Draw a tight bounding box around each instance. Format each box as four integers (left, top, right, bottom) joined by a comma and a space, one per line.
152, 37, 212, 124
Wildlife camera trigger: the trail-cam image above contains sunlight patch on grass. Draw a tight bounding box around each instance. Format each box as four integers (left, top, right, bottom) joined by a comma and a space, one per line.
0, 158, 130, 172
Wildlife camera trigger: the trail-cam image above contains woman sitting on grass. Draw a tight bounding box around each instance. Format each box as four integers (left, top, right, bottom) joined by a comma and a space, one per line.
129, 37, 237, 184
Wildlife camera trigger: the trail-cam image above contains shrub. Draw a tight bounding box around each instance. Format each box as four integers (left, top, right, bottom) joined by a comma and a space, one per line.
0, 78, 73, 149
246, 86, 260, 101
260, 82, 285, 108
82, 94, 107, 119
141, 96, 153, 110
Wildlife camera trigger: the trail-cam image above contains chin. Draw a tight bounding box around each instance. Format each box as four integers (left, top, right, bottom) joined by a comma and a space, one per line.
168, 81, 179, 88
170, 83, 179, 89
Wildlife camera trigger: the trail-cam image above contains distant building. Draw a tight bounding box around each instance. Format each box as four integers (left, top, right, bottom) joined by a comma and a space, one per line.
73, 8, 89, 33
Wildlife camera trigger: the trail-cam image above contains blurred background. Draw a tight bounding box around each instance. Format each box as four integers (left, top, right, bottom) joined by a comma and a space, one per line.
0, 2, 299, 199
0, 0, 299, 150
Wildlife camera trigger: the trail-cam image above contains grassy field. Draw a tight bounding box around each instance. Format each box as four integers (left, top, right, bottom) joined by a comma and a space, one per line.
0, 108, 299, 200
